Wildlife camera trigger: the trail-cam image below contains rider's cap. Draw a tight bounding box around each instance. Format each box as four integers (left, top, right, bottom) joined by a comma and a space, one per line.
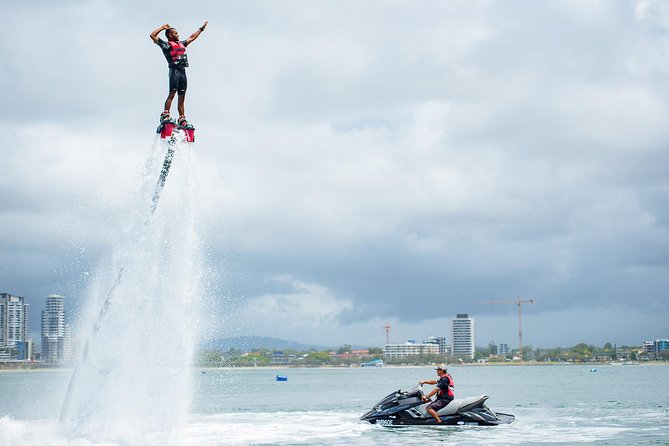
434, 364, 447, 371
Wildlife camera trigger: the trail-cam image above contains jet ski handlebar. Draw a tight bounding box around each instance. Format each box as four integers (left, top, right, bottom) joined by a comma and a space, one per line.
397, 385, 426, 400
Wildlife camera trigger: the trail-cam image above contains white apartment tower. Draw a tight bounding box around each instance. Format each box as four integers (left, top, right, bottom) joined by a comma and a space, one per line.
41, 294, 67, 363
451, 313, 475, 359
0, 293, 29, 347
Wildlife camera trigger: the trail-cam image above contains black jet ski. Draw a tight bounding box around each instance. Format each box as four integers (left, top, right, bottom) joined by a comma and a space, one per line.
360, 385, 515, 426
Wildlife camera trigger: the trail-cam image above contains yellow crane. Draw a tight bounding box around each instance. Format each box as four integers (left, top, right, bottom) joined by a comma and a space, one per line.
478, 297, 534, 360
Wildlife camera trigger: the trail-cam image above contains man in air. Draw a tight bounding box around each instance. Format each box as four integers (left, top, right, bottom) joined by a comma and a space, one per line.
150, 21, 208, 128
419, 365, 455, 424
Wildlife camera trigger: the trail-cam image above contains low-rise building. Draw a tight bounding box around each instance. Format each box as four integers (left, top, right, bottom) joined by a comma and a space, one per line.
643, 341, 655, 358
424, 336, 449, 355
361, 359, 384, 367
270, 351, 296, 365
16, 340, 32, 361
351, 349, 370, 356
384, 342, 440, 359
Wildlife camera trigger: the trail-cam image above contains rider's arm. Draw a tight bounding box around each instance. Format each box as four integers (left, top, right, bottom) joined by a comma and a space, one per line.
419, 380, 437, 385
150, 24, 170, 43
186, 21, 208, 45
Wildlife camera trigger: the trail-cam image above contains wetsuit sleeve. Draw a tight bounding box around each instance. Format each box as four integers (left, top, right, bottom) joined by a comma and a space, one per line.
155, 38, 170, 50
181, 39, 189, 47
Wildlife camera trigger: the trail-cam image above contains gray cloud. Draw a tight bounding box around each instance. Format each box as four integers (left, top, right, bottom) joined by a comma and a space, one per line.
1, 0, 668, 347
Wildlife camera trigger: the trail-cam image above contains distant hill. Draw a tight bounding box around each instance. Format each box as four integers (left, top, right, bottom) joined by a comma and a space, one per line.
202, 336, 330, 353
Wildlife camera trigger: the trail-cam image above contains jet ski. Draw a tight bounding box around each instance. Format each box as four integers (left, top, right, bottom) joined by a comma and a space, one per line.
360, 385, 515, 426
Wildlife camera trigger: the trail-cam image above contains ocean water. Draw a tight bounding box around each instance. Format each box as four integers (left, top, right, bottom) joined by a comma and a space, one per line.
0, 364, 667, 445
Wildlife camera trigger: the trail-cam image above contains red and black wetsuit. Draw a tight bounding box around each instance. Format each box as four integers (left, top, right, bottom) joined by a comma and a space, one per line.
155, 38, 189, 93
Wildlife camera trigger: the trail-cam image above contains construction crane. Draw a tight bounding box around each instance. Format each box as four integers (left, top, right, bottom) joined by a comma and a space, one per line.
382, 322, 391, 345
478, 297, 534, 360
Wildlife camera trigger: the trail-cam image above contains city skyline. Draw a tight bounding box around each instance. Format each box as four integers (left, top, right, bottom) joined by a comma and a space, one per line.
2, 289, 667, 350
0, 292, 73, 363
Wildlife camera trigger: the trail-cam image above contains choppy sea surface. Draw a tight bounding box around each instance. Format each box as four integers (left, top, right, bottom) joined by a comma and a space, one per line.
1, 364, 667, 445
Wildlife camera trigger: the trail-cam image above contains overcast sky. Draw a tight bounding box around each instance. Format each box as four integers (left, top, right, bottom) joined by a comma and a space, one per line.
1, 0, 668, 349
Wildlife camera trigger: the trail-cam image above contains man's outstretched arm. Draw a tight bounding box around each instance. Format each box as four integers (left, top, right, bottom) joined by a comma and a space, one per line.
150, 24, 170, 43
186, 21, 208, 45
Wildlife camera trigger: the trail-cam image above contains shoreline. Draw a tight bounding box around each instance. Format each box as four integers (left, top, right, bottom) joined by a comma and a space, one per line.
195, 361, 669, 370
4, 362, 666, 372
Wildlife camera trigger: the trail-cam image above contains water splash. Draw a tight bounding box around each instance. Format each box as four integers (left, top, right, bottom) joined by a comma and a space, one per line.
60, 135, 201, 445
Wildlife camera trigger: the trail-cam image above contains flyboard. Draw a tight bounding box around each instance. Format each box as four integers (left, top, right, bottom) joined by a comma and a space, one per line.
152, 119, 195, 212
59, 119, 195, 422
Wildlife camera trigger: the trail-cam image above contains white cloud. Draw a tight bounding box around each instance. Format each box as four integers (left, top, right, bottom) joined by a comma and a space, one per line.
230, 276, 353, 343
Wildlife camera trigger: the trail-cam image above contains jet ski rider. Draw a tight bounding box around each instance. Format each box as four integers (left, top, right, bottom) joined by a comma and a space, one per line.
419, 365, 454, 424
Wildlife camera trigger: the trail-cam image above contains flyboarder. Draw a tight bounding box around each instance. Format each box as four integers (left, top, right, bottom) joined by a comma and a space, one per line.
150, 21, 208, 128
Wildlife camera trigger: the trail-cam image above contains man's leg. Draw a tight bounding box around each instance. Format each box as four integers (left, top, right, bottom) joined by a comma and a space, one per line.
176, 68, 188, 120
426, 400, 446, 423
177, 91, 186, 118
164, 91, 176, 114
426, 407, 442, 423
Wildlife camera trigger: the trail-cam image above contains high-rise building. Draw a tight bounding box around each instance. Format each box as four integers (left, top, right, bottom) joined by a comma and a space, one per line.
63, 324, 74, 363
451, 314, 475, 359
498, 343, 510, 355
41, 295, 68, 363
0, 293, 29, 348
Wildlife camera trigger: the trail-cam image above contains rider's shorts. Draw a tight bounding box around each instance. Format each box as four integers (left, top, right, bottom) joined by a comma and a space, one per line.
168, 67, 188, 93
427, 397, 453, 412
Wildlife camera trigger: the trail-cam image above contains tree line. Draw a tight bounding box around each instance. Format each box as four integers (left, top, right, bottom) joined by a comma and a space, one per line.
197, 342, 666, 367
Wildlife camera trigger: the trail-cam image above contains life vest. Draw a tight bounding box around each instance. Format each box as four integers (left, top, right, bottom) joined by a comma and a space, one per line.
168, 41, 187, 66
438, 373, 455, 398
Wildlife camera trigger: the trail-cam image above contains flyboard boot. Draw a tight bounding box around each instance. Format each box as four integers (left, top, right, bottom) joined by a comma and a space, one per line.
157, 111, 178, 140
177, 115, 195, 142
